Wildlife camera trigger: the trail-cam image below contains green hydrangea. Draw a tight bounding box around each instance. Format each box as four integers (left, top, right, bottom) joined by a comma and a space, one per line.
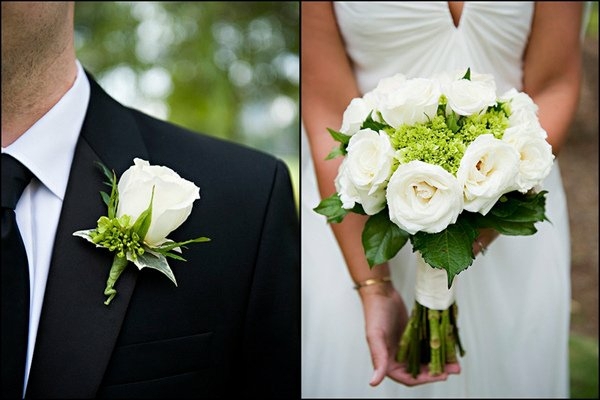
387, 100, 510, 175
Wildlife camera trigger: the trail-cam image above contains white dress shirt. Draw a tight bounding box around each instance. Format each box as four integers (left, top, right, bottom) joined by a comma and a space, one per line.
1, 60, 91, 394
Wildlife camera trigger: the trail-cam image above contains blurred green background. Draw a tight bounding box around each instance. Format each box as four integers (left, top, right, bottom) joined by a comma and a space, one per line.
74, 1, 299, 204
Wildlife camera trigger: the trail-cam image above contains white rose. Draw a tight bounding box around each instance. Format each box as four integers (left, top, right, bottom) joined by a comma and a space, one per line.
340, 97, 372, 135
363, 73, 407, 108
502, 119, 548, 141
500, 88, 543, 130
443, 78, 497, 116
117, 158, 201, 246
373, 73, 408, 94
335, 158, 387, 215
500, 88, 538, 114
379, 78, 441, 128
386, 160, 463, 234
345, 128, 395, 193
457, 135, 520, 215
335, 158, 360, 209
502, 128, 555, 192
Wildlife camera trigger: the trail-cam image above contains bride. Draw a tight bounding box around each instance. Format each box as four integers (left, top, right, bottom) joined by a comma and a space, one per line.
301, 2, 585, 398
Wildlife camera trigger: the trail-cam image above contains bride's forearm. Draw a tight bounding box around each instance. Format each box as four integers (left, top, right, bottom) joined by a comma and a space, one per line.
330, 213, 392, 286
303, 2, 389, 289
523, 2, 583, 156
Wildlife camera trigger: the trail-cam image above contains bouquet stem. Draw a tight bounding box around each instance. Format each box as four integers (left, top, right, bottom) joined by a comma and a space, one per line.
396, 301, 465, 378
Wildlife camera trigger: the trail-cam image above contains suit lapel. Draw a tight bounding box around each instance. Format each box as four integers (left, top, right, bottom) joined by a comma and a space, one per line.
26, 75, 149, 398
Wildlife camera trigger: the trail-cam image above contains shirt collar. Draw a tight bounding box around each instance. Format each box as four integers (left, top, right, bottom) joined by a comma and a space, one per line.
2, 60, 91, 201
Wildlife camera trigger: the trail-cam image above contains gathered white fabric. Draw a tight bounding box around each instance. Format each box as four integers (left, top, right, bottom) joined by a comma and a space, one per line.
414, 253, 456, 310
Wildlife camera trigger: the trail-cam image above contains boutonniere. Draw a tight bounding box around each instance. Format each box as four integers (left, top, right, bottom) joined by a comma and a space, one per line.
73, 158, 210, 305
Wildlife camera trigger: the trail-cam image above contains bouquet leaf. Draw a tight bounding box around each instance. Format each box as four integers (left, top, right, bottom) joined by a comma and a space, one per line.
361, 112, 388, 132
446, 111, 461, 133
461, 67, 471, 80
325, 146, 346, 160
314, 193, 368, 224
327, 128, 351, 146
326, 128, 351, 159
362, 211, 410, 267
410, 218, 478, 287
470, 190, 548, 235
313, 193, 348, 223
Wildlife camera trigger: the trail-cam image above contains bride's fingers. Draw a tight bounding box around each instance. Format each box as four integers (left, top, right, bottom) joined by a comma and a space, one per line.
387, 362, 450, 387
445, 362, 461, 375
367, 334, 389, 386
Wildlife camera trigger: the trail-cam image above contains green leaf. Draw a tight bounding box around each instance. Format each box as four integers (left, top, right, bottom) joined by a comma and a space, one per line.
470, 191, 549, 235
362, 211, 409, 267
163, 252, 187, 261
153, 237, 211, 255
95, 161, 115, 182
489, 191, 548, 221
361, 112, 388, 132
313, 193, 350, 223
95, 162, 120, 219
446, 111, 460, 133
131, 249, 178, 286
410, 218, 478, 288
325, 145, 346, 160
72, 229, 96, 245
461, 67, 471, 80
327, 127, 351, 146
132, 186, 155, 241
100, 191, 111, 207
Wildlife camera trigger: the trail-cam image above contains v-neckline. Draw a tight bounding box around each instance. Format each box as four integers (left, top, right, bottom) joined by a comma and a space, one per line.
447, 2, 466, 29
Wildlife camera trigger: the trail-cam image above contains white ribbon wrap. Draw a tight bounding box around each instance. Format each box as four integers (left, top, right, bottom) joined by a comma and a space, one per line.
415, 253, 456, 310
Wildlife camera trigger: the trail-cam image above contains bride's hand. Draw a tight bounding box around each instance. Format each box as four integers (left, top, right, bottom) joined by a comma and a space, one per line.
473, 228, 500, 256
359, 282, 460, 387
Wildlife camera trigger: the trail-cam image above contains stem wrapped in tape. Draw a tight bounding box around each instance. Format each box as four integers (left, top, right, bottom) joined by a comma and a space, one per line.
396, 253, 465, 377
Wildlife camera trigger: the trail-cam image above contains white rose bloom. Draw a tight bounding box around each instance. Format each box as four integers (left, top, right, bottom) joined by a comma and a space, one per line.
363, 73, 407, 122
503, 119, 548, 141
500, 88, 538, 114
364, 73, 407, 106
379, 78, 441, 128
340, 97, 372, 135
335, 158, 387, 215
500, 89, 544, 132
443, 78, 497, 116
386, 160, 463, 234
502, 129, 555, 192
345, 128, 395, 193
358, 186, 387, 215
335, 158, 360, 209
117, 158, 200, 246
457, 135, 520, 215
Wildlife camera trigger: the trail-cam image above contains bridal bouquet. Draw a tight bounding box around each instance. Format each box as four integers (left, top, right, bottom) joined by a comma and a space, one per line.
314, 68, 553, 377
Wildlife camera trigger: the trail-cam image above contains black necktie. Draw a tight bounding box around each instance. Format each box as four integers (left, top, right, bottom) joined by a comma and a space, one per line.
1, 153, 33, 399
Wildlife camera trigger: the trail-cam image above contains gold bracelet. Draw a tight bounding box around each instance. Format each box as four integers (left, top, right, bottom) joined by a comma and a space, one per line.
353, 276, 392, 290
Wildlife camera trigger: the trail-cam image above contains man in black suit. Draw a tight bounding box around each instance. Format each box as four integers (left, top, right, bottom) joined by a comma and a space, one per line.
1, 2, 299, 398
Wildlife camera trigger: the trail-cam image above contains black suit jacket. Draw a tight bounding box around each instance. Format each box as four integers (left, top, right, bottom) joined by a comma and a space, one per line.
24, 73, 300, 399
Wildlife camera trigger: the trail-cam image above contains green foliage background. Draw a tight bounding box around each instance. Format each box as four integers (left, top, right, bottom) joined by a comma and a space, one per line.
74, 1, 299, 203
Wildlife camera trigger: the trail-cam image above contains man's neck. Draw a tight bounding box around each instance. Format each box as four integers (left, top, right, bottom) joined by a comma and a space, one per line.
1, 54, 78, 147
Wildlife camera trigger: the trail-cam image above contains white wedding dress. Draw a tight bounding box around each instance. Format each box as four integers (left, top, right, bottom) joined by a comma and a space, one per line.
301, 2, 571, 398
